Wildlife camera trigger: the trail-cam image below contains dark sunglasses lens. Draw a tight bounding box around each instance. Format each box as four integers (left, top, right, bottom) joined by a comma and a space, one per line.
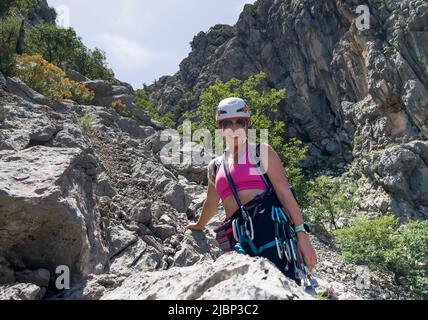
221, 120, 232, 128
237, 119, 247, 127
220, 119, 247, 128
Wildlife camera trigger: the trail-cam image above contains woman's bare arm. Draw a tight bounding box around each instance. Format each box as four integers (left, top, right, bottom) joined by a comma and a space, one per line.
186, 162, 220, 230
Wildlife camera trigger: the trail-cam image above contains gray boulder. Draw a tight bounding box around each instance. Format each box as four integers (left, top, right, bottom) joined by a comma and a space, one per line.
66, 70, 90, 82
83, 80, 153, 126
15, 269, 50, 288
131, 158, 191, 213
101, 253, 313, 300
131, 200, 153, 225
106, 224, 138, 259
362, 141, 428, 219
0, 283, 43, 300
6, 77, 50, 105
0, 100, 58, 152
116, 117, 155, 141
0, 146, 109, 285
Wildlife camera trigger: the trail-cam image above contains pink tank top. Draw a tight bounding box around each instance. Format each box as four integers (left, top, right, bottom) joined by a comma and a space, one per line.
215, 143, 267, 202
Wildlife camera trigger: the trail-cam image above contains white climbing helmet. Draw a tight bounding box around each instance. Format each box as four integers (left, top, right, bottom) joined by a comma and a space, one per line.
215, 97, 251, 126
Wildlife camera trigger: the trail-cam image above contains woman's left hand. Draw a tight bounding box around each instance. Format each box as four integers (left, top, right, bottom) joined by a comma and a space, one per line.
296, 233, 317, 272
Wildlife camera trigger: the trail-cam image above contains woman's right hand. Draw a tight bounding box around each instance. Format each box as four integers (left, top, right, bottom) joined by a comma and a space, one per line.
185, 222, 205, 231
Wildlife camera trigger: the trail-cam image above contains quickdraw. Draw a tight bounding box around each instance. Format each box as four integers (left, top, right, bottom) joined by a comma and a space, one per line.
271, 206, 318, 289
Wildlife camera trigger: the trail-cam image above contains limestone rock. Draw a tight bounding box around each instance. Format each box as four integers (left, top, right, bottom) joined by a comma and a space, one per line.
0, 283, 42, 300
6, 77, 50, 106
101, 254, 313, 300
0, 146, 109, 284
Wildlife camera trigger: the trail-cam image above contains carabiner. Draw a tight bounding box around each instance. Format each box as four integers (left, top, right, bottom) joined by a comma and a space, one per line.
275, 237, 284, 259
276, 207, 288, 223
245, 216, 255, 241
232, 219, 239, 242
283, 241, 291, 262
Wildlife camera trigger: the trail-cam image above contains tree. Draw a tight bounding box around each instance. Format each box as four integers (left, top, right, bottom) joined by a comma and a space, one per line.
304, 175, 357, 234
0, 15, 21, 74
26, 23, 115, 81
26, 23, 84, 67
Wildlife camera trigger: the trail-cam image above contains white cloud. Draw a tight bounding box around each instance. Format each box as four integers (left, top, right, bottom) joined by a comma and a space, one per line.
99, 34, 169, 71
47, 0, 254, 88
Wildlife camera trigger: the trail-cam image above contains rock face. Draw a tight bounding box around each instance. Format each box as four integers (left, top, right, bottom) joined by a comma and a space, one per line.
84, 80, 165, 131
145, 0, 428, 217
6, 77, 50, 106
148, 0, 427, 153
1, 0, 425, 301
0, 146, 109, 283
101, 254, 313, 300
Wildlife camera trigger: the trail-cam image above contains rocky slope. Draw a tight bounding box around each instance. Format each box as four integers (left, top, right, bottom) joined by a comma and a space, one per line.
0, 0, 426, 300
146, 0, 428, 219
0, 75, 411, 300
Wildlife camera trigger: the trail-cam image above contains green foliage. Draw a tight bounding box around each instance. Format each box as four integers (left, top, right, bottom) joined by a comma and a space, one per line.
378, 0, 387, 9
334, 215, 400, 271
304, 176, 357, 234
397, 221, 428, 299
134, 89, 176, 128
1, 0, 37, 17
0, 15, 20, 74
76, 114, 93, 134
194, 72, 307, 193
0, 0, 15, 18
383, 46, 394, 57
334, 216, 428, 299
25, 23, 115, 82
77, 48, 115, 82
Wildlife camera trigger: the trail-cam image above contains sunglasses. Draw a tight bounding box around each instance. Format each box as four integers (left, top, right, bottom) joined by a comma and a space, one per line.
219, 119, 248, 129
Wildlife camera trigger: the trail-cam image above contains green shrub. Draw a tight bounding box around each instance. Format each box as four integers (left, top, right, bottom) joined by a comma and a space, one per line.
134, 89, 176, 127
304, 176, 357, 234
111, 99, 130, 117
397, 221, 428, 299
334, 216, 428, 299
76, 114, 93, 133
334, 215, 400, 271
1, 0, 37, 18
13, 54, 94, 104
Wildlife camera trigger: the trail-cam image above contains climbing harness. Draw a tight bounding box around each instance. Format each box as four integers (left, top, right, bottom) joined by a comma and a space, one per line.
215, 142, 318, 289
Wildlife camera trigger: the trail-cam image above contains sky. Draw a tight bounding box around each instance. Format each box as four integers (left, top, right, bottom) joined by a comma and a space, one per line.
47, 0, 253, 89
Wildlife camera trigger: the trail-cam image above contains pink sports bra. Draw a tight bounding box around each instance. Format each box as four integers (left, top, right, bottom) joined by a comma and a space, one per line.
215, 143, 267, 202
